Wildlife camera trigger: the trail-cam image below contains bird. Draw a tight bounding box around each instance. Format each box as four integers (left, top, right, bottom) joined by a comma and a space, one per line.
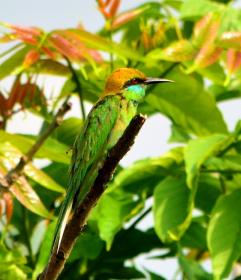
52, 67, 172, 252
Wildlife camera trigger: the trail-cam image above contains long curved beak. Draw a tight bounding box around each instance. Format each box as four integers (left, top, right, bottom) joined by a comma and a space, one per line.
144, 78, 174, 85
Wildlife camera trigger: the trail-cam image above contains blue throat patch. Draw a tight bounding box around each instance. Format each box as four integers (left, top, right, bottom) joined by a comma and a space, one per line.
124, 84, 146, 102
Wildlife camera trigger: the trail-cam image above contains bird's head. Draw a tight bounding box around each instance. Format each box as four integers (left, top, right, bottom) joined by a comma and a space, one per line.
102, 68, 172, 102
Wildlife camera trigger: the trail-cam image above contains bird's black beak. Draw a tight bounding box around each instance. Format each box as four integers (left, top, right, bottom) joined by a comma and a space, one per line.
144, 78, 174, 85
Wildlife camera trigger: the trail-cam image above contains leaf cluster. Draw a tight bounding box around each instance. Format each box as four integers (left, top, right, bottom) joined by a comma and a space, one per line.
0, 0, 241, 279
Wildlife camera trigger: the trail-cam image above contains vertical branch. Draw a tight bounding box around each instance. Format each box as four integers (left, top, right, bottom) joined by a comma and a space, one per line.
65, 57, 86, 120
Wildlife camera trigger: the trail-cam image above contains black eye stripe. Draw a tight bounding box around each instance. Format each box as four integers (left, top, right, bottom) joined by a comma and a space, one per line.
124, 77, 144, 87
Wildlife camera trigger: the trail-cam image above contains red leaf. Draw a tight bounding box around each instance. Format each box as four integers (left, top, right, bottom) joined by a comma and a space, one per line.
23, 49, 40, 67
10, 176, 51, 218
6, 23, 42, 37
41, 46, 57, 59
0, 93, 7, 116
6, 78, 22, 110
193, 13, 220, 47
3, 192, 13, 223
50, 33, 81, 60
227, 49, 241, 73
50, 30, 103, 62
195, 46, 222, 68
105, 0, 112, 5
87, 49, 103, 63
109, 0, 121, 17
112, 7, 145, 29
97, 0, 105, 7
99, 7, 112, 19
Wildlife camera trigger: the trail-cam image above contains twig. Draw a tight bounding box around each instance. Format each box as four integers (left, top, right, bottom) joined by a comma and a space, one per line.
128, 206, 152, 230
39, 114, 146, 280
65, 57, 86, 120
0, 99, 71, 189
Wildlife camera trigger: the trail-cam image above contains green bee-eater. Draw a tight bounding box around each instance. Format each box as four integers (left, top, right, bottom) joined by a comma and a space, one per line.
53, 68, 172, 252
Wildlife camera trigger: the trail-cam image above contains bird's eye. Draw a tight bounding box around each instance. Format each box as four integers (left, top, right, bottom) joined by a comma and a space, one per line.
131, 78, 139, 85
124, 78, 143, 87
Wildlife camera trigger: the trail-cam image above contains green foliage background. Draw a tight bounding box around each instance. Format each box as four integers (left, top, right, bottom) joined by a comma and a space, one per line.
0, 0, 241, 279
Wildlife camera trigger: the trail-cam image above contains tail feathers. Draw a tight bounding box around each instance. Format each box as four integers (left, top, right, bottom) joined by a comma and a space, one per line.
52, 200, 73, 254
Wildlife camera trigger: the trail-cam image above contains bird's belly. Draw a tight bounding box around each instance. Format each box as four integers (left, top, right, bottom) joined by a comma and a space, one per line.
107, 100, 137, 149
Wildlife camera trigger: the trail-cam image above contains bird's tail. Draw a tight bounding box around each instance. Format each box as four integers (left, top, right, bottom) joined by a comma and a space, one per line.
52, 195, 73, 253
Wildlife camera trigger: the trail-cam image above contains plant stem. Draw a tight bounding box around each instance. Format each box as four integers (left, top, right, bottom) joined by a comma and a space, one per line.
39, 114, 146, 280
65, 57, 86, 120
128, 206, 152, 230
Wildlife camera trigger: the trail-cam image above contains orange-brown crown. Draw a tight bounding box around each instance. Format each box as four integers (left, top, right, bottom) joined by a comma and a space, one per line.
103, 68, 146, 96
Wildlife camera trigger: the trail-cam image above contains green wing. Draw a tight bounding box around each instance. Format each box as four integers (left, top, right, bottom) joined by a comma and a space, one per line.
52, 95, 120, 252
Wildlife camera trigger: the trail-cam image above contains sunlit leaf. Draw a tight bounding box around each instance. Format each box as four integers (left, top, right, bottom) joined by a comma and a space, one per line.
218, 32, 241, 49
10, 176, 51, 218
184, 134, 233, 189
0, 46, 30, 80
208, 189, 241, 279
29, 59, 69, 76
153, 176, 192, 242
0, 142, 65, 193
147, 40, 196, 62
0, 131, 70, 163
90, 189, 144, 250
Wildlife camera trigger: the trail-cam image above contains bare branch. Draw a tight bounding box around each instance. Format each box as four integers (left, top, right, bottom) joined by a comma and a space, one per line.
39, 114, 146, 280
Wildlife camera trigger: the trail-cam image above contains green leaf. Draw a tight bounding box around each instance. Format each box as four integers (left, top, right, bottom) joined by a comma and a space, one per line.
90, 190, 144, 250
204, 155, 241, 173
69, 229, 104, 262
146, 68, 228, 136
169, 123, 191, 143
54, 117, 82, 146
10, 176, 51, 218
153, 176, 192, 242
108, 228, 162, 260
178, 254, 213, 280
196, 63, 226, 85
0, 130, 70, 163
0, 142, 65, 193
208, 189, 241, 279
29, 59, 70, 76
181, 221, 207, 250
146, 40, 196, 62
218, 7, 241, 34
180, 0, 224, 20
0, 46, 30, 80
96, 267, 145, 280
33, 221, 56, 279
195, 174, 221, 213
184, 134, 233, 189
111, 147, 184, 195
0, 244, 28, 280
